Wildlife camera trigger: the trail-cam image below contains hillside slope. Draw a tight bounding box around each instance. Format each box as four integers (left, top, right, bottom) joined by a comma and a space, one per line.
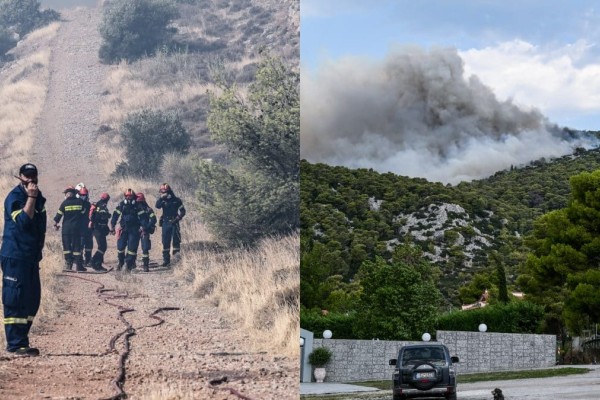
301, 147, 600, 306
0, 5, 297, 399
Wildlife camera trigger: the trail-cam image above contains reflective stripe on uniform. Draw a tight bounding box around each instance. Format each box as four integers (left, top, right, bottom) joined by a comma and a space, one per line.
4, 317, 28, 325
57, 210, 64, 215
63, 250, 71, 255
127, 250, 137, 256
11, 210, 22, 221
64, 205, 82, 211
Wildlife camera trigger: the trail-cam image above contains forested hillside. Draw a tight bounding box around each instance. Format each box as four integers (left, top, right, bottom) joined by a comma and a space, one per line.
301, 142, 600, 307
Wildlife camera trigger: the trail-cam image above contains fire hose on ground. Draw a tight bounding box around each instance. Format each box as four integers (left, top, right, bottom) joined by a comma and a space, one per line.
54, 272, 257, 400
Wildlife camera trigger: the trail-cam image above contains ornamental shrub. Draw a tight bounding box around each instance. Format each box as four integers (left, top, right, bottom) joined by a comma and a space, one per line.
308, 347, 332, 368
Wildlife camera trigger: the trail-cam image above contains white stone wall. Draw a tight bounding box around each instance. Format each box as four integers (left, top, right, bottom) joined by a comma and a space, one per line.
311, 331, 556, 382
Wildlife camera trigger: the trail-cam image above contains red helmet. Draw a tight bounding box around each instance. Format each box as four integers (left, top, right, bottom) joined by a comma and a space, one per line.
79, 187, 89, 196
136, 192, 146, 202
159, 183, 171, 194
124, 188, 135, 199
100, 192, 110, 201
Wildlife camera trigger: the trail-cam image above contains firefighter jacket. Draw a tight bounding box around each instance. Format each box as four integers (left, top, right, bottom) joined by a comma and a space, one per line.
54, 197, 85, 234
90, 200, 111, 234
111, 200, 147, 231
155, 193, 186, 223
0, 184, 47, 262
80, 199, 91, 230
139, 202, 157, 234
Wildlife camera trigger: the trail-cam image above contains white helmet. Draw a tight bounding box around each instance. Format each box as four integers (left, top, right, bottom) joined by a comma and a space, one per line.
75, 182, 86, 191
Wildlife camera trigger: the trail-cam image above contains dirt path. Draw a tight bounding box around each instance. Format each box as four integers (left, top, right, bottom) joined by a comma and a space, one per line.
0, 4, 298, 399
33, 6, 110, 210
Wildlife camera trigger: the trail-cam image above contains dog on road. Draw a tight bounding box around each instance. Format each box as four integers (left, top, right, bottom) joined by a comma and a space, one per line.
492, 387, 505, 400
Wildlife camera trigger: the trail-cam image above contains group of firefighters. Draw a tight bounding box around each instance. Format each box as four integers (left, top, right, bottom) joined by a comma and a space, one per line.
53, 182, 186, 273
0, 163, 190, 355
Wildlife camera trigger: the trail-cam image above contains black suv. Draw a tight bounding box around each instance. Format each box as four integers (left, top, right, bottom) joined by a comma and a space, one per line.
389, 343, 459, 400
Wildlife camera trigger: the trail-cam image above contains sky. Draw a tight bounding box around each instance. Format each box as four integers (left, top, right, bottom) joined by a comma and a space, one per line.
301, 0, 600, 183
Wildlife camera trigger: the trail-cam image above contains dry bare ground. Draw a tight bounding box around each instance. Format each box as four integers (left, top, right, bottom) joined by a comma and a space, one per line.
0, 3, 298, 399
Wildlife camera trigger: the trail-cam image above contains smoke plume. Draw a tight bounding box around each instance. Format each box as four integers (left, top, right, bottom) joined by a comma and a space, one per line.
301, 47, 597, 184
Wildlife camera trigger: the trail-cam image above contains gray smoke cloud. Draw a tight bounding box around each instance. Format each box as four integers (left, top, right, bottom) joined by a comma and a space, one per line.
301, 46, 597, 184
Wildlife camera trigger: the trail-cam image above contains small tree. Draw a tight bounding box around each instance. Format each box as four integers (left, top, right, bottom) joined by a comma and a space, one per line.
197, 56, 299, 245
98, 0, 179, 63
116, 109, 191, 178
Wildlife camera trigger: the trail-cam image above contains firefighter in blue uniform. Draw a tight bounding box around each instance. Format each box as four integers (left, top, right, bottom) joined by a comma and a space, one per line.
136, 192, 157, 272
89, 192, 111, 271
54, 186, 86, 271
0, 163, 46, 356
110, 189, 147, 271
155, 183, 185, 267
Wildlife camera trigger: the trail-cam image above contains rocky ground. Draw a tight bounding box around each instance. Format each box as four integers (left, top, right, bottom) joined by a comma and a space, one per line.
0, 4, 298, 399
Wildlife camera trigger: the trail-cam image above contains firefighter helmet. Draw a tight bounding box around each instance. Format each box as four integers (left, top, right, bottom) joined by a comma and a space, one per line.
124, 188, 135, 199
159, 183, 171, 194
75, 182, 86, 191
100, 192, 110, 201
136, 192, 146, 202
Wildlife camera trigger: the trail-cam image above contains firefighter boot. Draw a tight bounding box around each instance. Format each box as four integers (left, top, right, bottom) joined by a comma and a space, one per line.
143, 258, 149, 272
117, 252, 125, 271
75, 261, 87, 272
64, 261, 72, 271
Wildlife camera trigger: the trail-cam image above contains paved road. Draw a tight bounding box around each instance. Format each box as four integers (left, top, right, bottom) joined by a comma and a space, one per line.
458, 364, 600, 399
302, 365, 600, 399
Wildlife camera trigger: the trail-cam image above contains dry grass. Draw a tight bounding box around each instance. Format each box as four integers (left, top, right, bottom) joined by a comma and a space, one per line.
176, 233, 299, 356
99, 62, 216, 129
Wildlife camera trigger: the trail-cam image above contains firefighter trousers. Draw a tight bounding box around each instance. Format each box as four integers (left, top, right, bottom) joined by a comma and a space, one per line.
80, 227, 94, 264
161, 221, 181, 263
140, 232, 151, 266
62, 232, 82, 267
91, 228, 108, 267
1, 257, 41, 351
117, 228, 140, 269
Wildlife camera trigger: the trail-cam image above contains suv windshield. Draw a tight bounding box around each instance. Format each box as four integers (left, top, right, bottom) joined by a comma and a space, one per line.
401, 347, 447, 367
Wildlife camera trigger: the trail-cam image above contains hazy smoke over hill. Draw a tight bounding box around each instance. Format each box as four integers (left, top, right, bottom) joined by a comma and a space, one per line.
301, 47, 597, 184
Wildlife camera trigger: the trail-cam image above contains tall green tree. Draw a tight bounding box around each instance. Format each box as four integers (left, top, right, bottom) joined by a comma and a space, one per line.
519, 170, 600, 335
353, 246, 442, 340
197, 56, 299, 245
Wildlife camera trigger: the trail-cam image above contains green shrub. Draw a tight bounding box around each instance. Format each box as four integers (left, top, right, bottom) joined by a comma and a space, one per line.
0, 0, 39, 36
98, 0, 179, 63
0, 27, 17, 58
300, 310, 356, 339
0, 0, 59, 54
435, 301, 544, 333
308, 347, 332, 368
115, 109, 191, 178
